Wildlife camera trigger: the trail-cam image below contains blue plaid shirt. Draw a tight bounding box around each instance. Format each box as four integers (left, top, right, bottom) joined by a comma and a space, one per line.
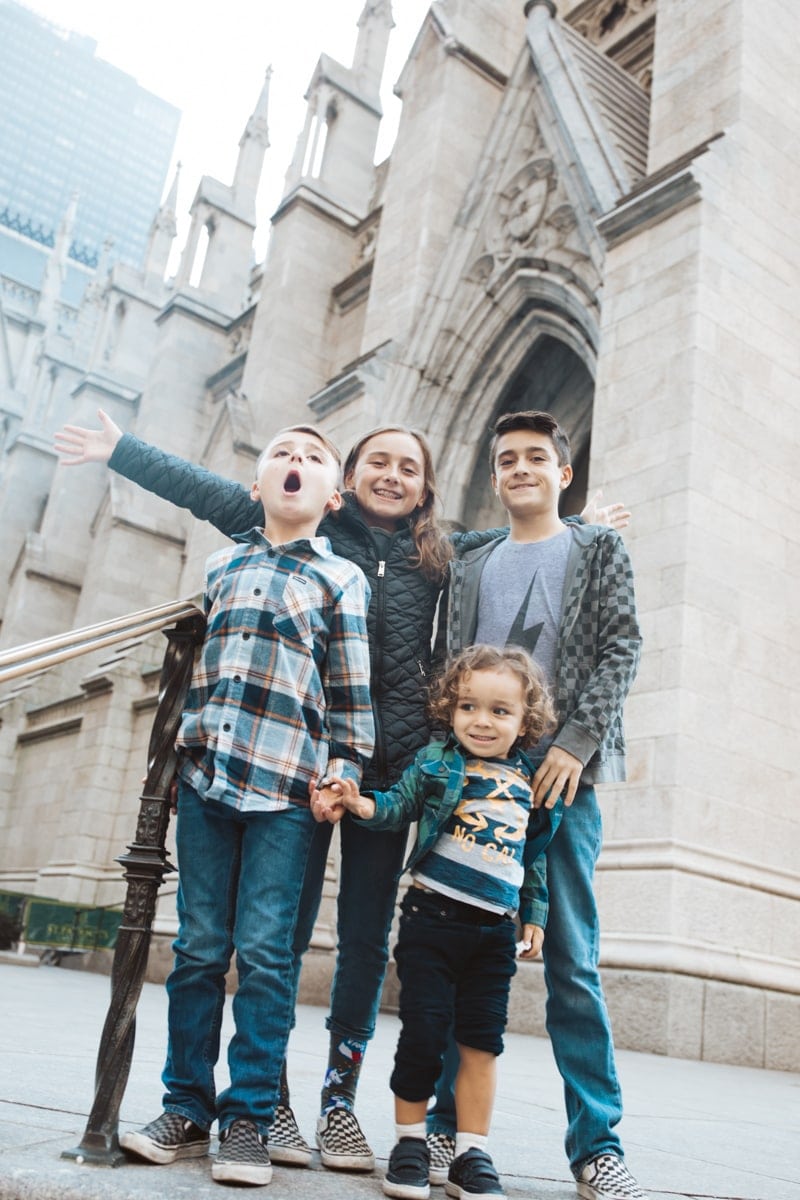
177, 528, 374, 812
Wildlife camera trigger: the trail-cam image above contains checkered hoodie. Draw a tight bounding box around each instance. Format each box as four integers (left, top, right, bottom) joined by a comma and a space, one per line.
439, 523, 641, 783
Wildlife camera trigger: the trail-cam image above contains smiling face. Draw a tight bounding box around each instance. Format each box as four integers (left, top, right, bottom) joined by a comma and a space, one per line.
451, 666, 526, 760
492, 428, 572, 525
344, 430, 429, 531
252, 429, 342, 542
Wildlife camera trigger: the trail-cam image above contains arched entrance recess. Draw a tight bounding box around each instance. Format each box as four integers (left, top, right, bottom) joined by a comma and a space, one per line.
463, 335, 594, 531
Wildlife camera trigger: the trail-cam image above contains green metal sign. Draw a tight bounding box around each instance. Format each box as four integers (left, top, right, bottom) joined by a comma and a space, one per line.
22, 898, 123, 950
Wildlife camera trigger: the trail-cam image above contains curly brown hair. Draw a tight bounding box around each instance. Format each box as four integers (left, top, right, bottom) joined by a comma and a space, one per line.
429, 644, 557, 749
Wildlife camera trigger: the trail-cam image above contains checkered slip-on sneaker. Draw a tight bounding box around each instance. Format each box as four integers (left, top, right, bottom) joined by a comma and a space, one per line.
576, 1154, 648, 1200
268, 1102, 312, 1166
383, 1137, 431, 1199
120, 1111, 209, 1164
316, 1107, 375, 1171
446, 1148, 505, 1198
427, 1132, 456, 1186
212, 1118, 272, 1186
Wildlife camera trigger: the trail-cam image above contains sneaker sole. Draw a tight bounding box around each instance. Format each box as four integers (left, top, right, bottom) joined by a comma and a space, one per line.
212, 1160, 273, 1185
119, 1130, 209, 1164
445, 1183, 505, 1200
319, 1147, 376, 1171
269, 1143, 313, 1167
383, 1178, 431, 1200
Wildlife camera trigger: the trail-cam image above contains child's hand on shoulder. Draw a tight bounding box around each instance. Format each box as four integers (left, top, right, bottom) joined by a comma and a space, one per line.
517, 924, 544, 959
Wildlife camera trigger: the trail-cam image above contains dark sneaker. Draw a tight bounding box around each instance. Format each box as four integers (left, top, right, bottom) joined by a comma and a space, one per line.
383, 1137, 431, 1199
576, 1154, 648, 1200
427, 1132, 455, 1186
446, 1147, 505, 1199
268, 1102, 312, 1166
316, 1107, 375, 1171
212, 1119, 272, 1186
120, 1111, 209, 1164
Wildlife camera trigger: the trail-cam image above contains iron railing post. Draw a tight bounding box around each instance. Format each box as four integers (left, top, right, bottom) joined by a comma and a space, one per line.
63, 608, 205, 1166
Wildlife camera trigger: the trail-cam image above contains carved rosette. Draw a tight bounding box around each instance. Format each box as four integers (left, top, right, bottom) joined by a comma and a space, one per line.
466, 157, 584, 288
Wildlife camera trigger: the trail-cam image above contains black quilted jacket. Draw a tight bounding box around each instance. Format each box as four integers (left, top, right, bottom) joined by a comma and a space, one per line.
109, 434, 497, 791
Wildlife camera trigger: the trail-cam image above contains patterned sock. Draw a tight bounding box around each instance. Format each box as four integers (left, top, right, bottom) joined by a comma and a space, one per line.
279, 1058, 291, 1107
456, 1131, 489, 1156
320, 1033, 368, 1113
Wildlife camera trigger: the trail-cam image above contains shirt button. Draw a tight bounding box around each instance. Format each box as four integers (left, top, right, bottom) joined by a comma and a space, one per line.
242, 632, 250, 640
223, 723, 231, 732
254, 587, 262, 595
233, 675, 241, 683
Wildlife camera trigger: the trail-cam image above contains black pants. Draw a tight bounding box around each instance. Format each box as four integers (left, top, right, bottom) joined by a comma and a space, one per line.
390, 889, 517, 1103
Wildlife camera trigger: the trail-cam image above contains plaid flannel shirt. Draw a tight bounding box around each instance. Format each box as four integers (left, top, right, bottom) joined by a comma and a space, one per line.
177, 528, 374, 811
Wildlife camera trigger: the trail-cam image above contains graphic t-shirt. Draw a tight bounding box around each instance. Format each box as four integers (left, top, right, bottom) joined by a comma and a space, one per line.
474, 529, 571, 751
413, 751, 533, 915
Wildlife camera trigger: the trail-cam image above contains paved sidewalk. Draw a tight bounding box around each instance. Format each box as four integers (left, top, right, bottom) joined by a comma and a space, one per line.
0, 960, 798, 1200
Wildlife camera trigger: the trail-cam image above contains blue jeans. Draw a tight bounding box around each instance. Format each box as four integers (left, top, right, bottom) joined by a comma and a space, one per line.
427, 785, 623, 1172
162, 782, 316, 1134
290, 813, 408, 1041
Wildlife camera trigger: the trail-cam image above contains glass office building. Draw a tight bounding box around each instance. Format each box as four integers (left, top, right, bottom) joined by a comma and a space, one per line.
0, 0, 180, 269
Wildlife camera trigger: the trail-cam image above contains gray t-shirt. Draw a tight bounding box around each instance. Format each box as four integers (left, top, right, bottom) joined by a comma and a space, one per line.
475, 527, 572, 691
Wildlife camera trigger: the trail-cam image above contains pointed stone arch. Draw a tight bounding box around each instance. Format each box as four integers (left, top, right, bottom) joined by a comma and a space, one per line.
410, 273, 597, 529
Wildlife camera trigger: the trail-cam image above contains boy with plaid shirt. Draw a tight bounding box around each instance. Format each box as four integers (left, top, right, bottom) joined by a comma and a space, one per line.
120, 424, 374, 1187
431, 411, 645, 1200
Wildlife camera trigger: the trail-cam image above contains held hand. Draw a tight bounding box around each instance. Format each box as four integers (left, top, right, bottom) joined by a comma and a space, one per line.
336, 777, 376, 820
532, 746, 583, 808
517, 924, 544, 959
310, 780, 345, 824
53, 407, 122, 466
581, 489, 631, 531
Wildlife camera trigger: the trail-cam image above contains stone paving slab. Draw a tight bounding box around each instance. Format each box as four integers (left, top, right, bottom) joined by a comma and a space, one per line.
1, 963, 799, 1200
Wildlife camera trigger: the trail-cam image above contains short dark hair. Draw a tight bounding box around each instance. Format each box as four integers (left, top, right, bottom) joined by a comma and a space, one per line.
489, 410, 571, 470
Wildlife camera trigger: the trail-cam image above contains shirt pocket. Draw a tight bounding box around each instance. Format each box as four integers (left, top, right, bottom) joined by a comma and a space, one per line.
272, 574, 328, 650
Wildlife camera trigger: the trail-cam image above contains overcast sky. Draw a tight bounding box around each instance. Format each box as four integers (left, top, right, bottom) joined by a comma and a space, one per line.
23, 0, 432, 260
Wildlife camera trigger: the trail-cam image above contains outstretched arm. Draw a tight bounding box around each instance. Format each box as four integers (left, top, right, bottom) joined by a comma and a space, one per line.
53, 408, 260, 540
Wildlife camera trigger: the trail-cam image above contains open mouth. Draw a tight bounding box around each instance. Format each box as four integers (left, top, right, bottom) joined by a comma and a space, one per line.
284, 470, 301, 494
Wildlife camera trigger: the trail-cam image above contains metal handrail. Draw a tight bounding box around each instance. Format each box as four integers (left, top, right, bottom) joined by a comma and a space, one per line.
0, 598, 201, 685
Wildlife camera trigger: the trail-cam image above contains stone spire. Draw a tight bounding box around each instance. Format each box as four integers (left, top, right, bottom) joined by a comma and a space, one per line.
37, 191, 78, 321
143, 161, 180, 281
233, 67, 272, 207
352, 0, 395, 97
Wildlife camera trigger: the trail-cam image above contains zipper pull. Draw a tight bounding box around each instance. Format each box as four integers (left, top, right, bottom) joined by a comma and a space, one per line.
377, 560, 386, 577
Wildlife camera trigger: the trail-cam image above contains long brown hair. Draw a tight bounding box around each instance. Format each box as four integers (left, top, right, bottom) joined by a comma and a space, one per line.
343, 425, 453, 582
